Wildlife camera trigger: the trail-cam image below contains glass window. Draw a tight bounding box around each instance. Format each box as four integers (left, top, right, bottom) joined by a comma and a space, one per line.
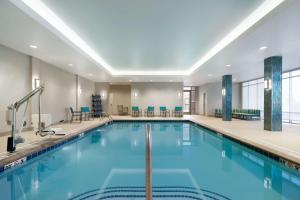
257, 82, 264, 111
249, 80, 258, 85
242, 68, 300, 124
242, 82, 249, 87
242, 86, 249, 109
282, 78, 290, 122
257, 78, 264, 83
282, 72, 290, 79
291, 76, 300, 123
291, 69, 300, 77
248, 84, 257, 109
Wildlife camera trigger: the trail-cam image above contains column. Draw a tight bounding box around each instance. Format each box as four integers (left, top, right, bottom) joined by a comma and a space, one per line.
222, 75, 232, 121
264, 56, 282, 131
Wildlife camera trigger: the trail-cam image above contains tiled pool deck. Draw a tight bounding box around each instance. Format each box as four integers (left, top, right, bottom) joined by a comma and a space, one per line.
1, 115, 300, 173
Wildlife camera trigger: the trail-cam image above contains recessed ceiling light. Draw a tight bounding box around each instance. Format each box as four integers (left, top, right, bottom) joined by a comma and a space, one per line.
226, 64, 231, 67
150, 80, 153, 82
29, 45, 38, 49
169, 80, 173, 82
129, 80, 132, 82
208, 74, 213, 77
68, 63, 73, 66
259, 46, 268, 50
88, 73, 93, 76
17, 0, 284, 76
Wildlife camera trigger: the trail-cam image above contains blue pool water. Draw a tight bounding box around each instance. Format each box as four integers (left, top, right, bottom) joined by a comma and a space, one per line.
0, 122, 300, 200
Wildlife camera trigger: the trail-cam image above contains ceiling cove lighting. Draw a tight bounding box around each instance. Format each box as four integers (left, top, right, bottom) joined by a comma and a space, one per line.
16, 0, 284, 76
226, 64, 231, 67
188, 0, 284, 74
17, 0, 113, 73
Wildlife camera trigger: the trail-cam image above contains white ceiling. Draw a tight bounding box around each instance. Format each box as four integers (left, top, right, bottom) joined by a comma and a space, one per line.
0, 0, 299, 85
41, 0, 263, 72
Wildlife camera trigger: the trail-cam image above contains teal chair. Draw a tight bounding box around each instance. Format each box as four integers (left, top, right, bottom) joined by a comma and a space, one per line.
160, 106, 170, 117
173, 106, 183, 117
80, 107, 94, 120
145, 106, 155, 117
131, 106, 141, 117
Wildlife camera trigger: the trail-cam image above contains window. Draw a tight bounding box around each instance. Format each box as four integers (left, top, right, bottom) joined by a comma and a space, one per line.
291, 75, 300, 123
282, 74, 290, 122
242, 69, 300, 124
242, 78, 264, 117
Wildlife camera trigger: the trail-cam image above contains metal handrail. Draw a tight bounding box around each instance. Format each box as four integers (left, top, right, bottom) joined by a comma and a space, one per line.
145, 124, 152, 200
7, 85, 45, 152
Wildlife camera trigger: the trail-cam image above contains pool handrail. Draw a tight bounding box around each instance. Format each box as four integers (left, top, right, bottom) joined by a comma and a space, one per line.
145, 123, 152, 200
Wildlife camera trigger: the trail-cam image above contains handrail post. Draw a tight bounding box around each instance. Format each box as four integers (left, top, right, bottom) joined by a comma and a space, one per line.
145, 123, 152, 200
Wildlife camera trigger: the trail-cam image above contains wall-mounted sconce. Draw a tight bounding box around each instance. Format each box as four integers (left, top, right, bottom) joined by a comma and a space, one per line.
78, 88, 82, 95
264, 79, 272, 90
178, 92, 181, 97
101, 91, 105, 98
221, 88, 226, 96
134, 92, 138, 97
34, 78, 40, 89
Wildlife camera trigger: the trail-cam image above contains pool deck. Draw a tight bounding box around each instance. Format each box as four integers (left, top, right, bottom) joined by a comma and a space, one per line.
0, 118, 110, 168
0, 115, 300, 172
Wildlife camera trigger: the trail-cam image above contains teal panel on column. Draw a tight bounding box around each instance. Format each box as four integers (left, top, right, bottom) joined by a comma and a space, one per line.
264, 56, 282, 131
222, 75, 232, 121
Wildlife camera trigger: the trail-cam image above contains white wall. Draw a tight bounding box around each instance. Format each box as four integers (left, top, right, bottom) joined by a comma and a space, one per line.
0, 44, 96, 134
78, 76, 95, 109
109, 85, 131, 115
31, 58, 77, 123
0, 44, 31, 133
198, 82, 241, 116
131, 82, 183, 115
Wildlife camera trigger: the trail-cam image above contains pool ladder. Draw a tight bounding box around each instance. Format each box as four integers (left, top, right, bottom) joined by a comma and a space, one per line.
145, 123, 152, 200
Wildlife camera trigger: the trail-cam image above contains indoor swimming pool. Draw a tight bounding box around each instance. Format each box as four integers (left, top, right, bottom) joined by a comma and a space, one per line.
0, 121, 300, 200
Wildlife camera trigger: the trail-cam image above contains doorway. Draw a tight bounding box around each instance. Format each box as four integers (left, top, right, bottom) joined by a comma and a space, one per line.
183, 86, 197, 114
183, 90, 191, 114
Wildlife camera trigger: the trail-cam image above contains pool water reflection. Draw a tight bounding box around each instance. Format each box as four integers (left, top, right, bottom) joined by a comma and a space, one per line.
0, 122, 299, 200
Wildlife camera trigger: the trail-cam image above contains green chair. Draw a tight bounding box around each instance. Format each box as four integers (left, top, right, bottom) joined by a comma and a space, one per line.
160, 106, 170, 117
145, 106, 155, 117
132, 106, 141, 117
173, 106, 183, 117
80, 107, 94, 121
215, 108, 222, 118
